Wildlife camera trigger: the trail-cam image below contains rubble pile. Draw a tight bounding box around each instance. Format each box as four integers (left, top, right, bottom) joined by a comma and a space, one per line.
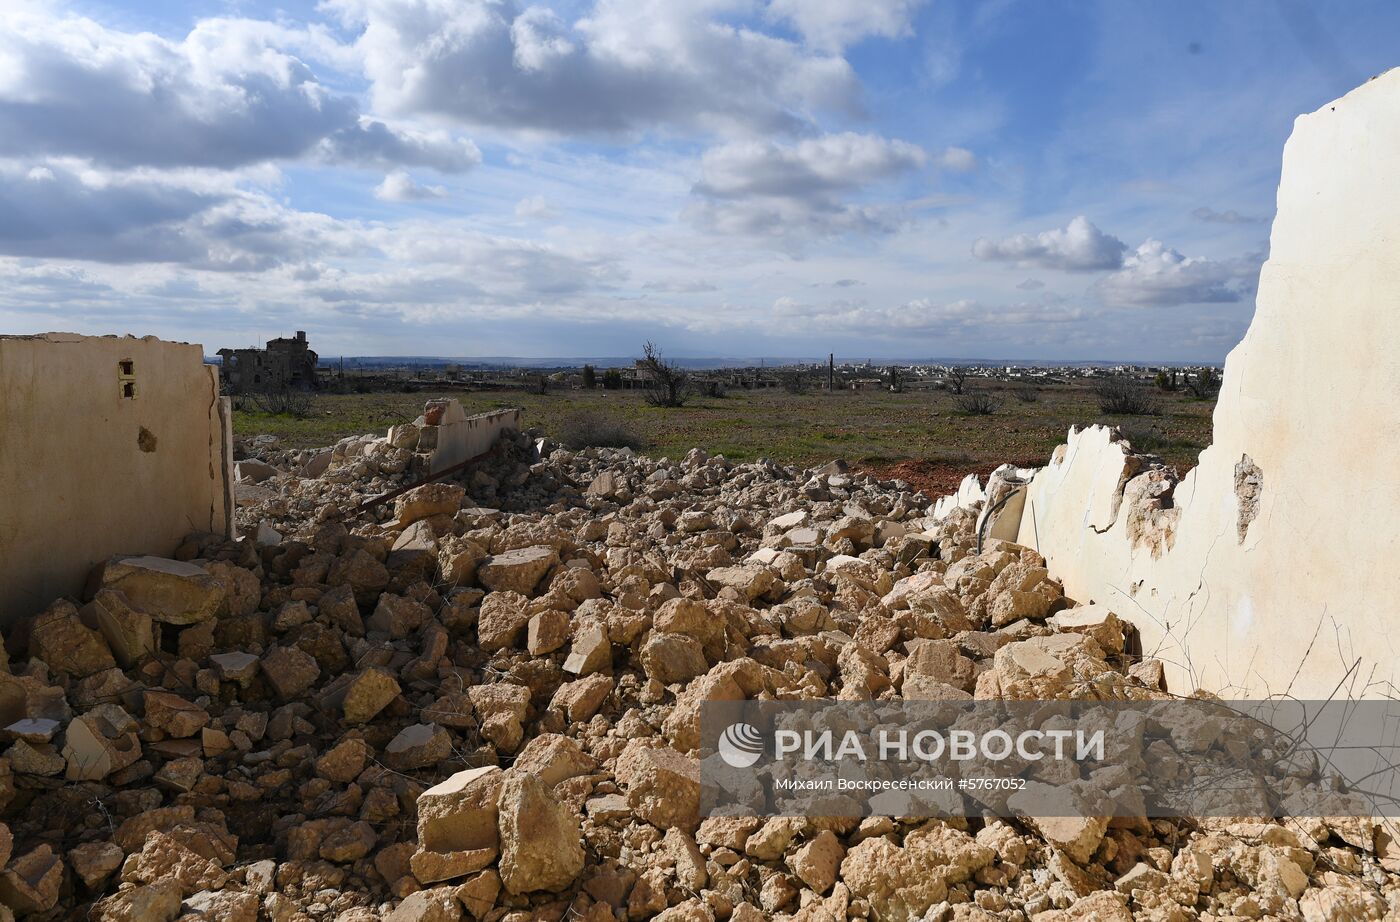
2, 409, 1398, 921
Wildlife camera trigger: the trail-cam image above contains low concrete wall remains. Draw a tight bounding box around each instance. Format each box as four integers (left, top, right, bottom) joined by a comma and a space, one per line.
933, 70, 1400, 698
419, 402, 523, 474
0, 333, 234, 626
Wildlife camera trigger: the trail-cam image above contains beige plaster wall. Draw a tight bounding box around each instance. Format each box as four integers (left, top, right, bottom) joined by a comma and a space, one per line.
0, 333, 233, 625
935, 71, 1400, 698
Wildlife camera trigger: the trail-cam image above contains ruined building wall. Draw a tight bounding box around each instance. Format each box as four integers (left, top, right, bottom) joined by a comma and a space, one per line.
949, 71, 1400, 697
0, 333, 234, 626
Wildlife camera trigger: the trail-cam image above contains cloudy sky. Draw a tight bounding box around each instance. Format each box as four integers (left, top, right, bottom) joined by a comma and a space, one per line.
1, 0, 1396, 361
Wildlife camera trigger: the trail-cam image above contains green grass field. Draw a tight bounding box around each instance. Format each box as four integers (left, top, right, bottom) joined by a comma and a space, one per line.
235, 380, 1216, 496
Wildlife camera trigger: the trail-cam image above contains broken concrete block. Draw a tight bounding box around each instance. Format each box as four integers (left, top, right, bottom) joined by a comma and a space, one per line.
478, 546, 558, 596
414, 766, 503, 884
385, 887, 462, 922
562, 623, 611, 676
615, 741, 700, 831
80, 589, 154, 667
0, 843, 62, 914
395, 482, 465, 528
497, 771, 585, 894
209, 651, 259, 684
526, 609, 570, 655
549, 674, 613, 723
91, 879, 182, 921
260, 645, 321, 700
511, 734, 597, 788
4, 740, 63, 776
385, 723, 451, 770
29, 600, 115, 677
68, 840, 122, 889
477, 591, 531, 653
336, 668, 401, 724
1049, 604, 1125, 654
639, 632, 708, 686
92, 556, 224, 625
62, 704, 141, 781
143, 691, 209, 739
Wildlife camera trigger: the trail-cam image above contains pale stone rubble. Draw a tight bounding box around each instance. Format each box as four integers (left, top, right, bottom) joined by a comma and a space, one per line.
0, 410, 1393, 921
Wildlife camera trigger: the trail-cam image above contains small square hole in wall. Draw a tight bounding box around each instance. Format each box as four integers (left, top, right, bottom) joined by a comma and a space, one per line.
118, 358, 137, 399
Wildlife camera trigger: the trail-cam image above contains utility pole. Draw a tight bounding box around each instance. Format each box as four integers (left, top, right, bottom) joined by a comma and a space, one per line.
828, 353, 835, 392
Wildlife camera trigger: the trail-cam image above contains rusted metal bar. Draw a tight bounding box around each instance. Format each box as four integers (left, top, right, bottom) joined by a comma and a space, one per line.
349, 441, 503, 518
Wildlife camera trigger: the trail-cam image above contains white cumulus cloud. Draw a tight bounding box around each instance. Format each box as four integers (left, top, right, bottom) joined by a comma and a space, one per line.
767, 0, 926, 51
972, 215, 1127, 271
374, 170, 447, 201
1096, 239, 1258, 306
324, 0, 861, 137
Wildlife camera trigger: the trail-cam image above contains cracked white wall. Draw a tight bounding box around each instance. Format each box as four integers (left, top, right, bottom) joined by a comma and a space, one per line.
0, 333, 234, 627
952, 70, 1400, 697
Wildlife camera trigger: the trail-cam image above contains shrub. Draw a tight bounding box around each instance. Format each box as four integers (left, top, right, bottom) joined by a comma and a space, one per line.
556, 411, 643, 450
1094, 377, 1160, 415
639, 341, 690, 408
953, 391, 1002, 415
1010, 385, 1040, 403
946, 367, 969, 395
778, 370, 806, 394
1183, 368, 1219, 399
244, 386, 318, 418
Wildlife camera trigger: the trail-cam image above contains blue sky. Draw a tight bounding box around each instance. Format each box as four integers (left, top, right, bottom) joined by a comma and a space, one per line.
1, 0, 1395, 361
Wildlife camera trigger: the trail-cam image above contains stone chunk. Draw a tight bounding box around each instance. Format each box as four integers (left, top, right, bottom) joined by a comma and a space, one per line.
339, 668, 401, 724
143, 691, 208, 738
562, 623, 611, 676
80, 590, 154, 667
640, 632, 708, 686
93, 556, 223, 625
92, 879, 182, 922
210, 651, 260, 684
616, 741, 700, 831
415, 766, 504, 883
0, 844, 63, 914
477, 591, 531, 653
396, 482, 465, 528
385, 723, 451, 770
704, 566, 776, 601
497, 771, 585, 894
1049, 604, 1125, 654
789, 829, 844, 894
549, 674, 613, 723
478, 546, 559, 595
512, 734, 597, 788
261, 645, 321, 700
30, 600, 115, 677
527, 609, 570, 655
69, 841, 123, 889
386, 887, 463, 922
62, 704, 142, 781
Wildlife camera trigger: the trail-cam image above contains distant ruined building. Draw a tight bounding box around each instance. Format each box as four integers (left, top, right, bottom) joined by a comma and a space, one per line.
217, 330, 319, 391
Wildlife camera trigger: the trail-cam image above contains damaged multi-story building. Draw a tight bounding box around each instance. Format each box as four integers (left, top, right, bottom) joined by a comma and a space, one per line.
216, 330, 319, 392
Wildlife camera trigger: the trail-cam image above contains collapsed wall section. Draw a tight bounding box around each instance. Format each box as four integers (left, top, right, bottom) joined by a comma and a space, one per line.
941, 70, 1400, 698
0, 333, 234, 627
